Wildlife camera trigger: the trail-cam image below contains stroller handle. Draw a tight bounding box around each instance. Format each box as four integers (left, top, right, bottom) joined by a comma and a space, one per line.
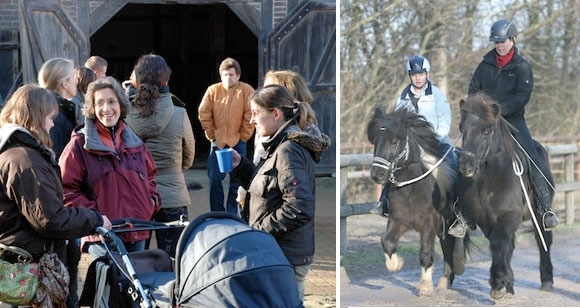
110, 216, 189, 233
95, 226, 128, 254
94, 226, 154, 308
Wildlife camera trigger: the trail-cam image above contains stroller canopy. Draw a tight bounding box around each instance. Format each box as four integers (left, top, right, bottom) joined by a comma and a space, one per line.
174, 212, 302, 308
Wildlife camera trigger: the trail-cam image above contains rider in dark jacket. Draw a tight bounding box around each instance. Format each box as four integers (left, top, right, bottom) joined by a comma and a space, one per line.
449, 19, 559, 237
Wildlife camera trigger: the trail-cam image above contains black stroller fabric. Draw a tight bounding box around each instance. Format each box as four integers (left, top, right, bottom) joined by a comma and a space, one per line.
79, 248, 173, 307
173, 212, 302, 307
80, 212, 302, 308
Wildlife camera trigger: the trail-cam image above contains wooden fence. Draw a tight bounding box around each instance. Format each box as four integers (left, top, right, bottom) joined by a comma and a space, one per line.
339, 144, 580, 255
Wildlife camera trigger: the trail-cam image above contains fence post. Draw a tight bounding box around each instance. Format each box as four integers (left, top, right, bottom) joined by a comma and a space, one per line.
564, 152, 576, 225
340, 165, 347, 255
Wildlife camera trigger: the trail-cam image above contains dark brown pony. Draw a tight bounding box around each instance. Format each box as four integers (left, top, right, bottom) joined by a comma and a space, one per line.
367, 107, 465, 296
458, 93, 554, 300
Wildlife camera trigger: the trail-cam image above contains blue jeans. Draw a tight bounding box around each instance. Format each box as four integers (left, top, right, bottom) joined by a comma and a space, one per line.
208, 141, 246, 214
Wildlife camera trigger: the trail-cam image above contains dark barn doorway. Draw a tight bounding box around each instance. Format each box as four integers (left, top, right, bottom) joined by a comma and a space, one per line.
89, 3, 259, 164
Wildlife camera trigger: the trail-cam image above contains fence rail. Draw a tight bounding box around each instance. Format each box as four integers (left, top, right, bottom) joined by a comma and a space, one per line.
339, 144, 580, 255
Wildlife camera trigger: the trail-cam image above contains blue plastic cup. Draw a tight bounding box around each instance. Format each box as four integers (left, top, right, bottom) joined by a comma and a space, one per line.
215, 148, 233, 173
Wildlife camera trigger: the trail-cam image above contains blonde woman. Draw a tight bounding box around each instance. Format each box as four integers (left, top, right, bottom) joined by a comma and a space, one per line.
38, 57, 79, 158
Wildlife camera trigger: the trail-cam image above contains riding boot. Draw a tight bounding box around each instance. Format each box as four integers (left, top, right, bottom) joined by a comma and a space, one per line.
448, 199, 474, 238
372, 184, 390, 217
531, 170, 559, 230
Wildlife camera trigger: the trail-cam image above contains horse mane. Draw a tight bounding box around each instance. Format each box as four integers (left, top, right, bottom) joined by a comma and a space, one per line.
367, 106, 455, 199
394, 107, 442, 157
461, 92, 516, 155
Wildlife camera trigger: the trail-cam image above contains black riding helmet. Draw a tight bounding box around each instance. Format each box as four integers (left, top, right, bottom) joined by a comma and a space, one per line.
406, 56, 430, 75
490, 19, 517, 42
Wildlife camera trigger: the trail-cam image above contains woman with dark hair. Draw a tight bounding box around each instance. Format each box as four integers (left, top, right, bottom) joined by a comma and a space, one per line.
71, 66, 97, 125
231, 85, 330, 301
125, 54, 195, 257
58, 76, 161, 258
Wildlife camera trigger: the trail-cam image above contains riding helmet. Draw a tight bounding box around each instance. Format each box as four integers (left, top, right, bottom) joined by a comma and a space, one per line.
406, 56, 430, 75
489, 19, 517, 42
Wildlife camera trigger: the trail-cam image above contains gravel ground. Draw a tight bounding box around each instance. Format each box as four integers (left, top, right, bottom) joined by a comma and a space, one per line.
340, 212, 580, 307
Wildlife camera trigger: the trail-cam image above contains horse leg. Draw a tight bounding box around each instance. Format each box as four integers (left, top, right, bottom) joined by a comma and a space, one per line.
437, 232, 457, 290
488, 227, 516, 300
381, 222, 406, 272
417, 226, 438, 296
535, 227, 554, 291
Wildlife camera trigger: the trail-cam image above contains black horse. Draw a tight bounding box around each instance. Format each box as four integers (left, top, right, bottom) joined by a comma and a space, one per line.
367, 107, 465, 296
457, 93, 554, 300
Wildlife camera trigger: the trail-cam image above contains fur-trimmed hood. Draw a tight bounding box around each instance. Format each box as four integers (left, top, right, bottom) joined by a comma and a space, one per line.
263, 121, 330, 163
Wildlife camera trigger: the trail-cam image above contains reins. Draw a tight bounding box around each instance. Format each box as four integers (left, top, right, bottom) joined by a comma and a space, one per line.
512, 155, 549, 252
373, 134, 461, 188
510, 134, 557, 193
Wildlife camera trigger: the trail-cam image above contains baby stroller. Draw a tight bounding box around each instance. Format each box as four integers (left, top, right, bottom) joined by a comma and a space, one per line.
80, 212, 302, 308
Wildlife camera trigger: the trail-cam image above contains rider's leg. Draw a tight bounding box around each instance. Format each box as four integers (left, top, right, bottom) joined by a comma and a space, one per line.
530, 167, 559, 230
510, 123, 558, 230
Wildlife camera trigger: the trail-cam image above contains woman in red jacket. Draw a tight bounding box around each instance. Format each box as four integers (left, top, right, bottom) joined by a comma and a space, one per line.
59, 77, 161, 259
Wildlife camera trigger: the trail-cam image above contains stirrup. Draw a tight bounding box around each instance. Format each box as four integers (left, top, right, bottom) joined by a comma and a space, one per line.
448, 218, 467, 238
542, 210, 559, 230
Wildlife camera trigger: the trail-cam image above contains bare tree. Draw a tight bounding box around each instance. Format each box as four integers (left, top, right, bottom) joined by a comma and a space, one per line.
341, 0, 580, 150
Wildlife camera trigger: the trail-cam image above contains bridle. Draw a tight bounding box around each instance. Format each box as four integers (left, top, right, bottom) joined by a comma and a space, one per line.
460, 126, 494, 173
371, 131, 409, 185
372, 128, 459, 187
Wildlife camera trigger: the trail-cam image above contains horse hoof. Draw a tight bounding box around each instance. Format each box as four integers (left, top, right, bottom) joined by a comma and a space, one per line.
490, 287, 507, 300
437, 276, 450, 290
385, 252, 404, 272
540, 281, 554, 291
419, 281, 434, 297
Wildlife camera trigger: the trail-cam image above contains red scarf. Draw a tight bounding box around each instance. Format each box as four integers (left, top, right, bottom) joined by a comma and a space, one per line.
496, 48, 515, 69
96, 120, 124, 151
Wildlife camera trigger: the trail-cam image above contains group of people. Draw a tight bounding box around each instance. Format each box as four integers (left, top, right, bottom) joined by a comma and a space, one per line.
374, 19, 559, 237
0, 50, 328, 306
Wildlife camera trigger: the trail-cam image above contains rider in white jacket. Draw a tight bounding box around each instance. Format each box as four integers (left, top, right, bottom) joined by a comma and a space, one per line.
375, 55, 453, 216
396, 78, 451, 145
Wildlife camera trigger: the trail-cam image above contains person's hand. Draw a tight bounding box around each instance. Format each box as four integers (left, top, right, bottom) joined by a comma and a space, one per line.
102, 215, 112, 230
232, 149, 241, 168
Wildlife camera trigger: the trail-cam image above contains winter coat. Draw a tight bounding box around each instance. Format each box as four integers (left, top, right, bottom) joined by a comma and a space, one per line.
126, 92, 195, 209
468, 47, 540, 163
198, 81, 255, 149
50, 94, 77, 159
0, 125, 103, 261
233, 120, 330, 265
396, 81, 452, 145
59, 119, 161, 247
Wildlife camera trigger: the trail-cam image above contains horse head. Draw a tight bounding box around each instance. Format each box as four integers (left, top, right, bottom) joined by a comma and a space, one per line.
367, 107, 410, 185
458, 92, 508, 177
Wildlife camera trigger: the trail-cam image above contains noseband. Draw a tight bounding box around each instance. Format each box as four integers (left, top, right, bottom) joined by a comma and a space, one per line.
372, 133, 409, 183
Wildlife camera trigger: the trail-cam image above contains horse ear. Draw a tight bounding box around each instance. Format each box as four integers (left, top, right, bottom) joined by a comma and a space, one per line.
459, 98, 466, 109
374, 106, 385, 117
491, 103, 500, 117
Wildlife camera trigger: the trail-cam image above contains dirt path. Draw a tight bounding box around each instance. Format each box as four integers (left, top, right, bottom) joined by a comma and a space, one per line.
340, 214, 580, 307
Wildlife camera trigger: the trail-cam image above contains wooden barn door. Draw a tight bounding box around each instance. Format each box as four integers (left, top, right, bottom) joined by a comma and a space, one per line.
266, 1, 336, 175
18, 0, 89, 83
